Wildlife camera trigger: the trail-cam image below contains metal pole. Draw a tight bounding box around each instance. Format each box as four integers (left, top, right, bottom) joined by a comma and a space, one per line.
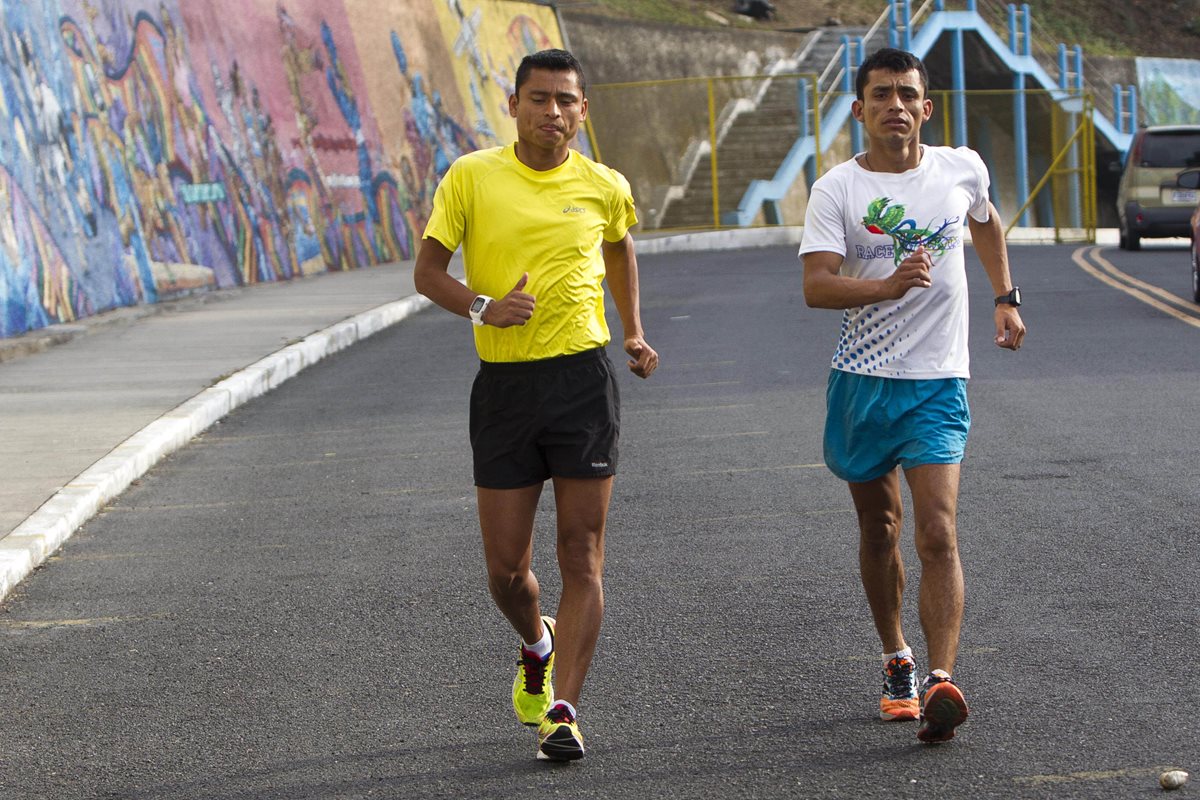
813, 76, 823, 178
1014, 79, 1031, 226
800, 78, 817, 189
1086, 93, 1097, 239
1022, 4, 1031, 56
844, 38, 863, 154
903, 0, 912, 51
952, 28, 967, 147
708, 78, 720, 228
1068, 45, 1083, 227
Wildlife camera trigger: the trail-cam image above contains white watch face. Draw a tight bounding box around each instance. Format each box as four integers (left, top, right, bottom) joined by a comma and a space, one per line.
471, 297, 487, 314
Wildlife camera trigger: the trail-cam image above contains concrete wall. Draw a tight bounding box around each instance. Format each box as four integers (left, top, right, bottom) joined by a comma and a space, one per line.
564, 12, 813, 224
563, 12, 809, 85
0, 0, 563, 338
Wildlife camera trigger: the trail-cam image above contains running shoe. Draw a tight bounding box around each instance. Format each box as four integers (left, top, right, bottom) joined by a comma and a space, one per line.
512, 616, 555, 726
917, 669, 969, 743
537, 703, 585, 761
880, 654, 920, 721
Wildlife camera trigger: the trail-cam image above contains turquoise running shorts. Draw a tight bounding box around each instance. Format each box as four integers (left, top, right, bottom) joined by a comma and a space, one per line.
823, 369, 970, 484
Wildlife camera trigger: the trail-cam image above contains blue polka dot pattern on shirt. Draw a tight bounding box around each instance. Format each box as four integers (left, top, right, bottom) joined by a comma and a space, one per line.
834, 303, 914, 374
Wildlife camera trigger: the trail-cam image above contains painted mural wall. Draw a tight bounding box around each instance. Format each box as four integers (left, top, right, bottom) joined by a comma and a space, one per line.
0, 0, 563, 338
1137, 57, 1200, 126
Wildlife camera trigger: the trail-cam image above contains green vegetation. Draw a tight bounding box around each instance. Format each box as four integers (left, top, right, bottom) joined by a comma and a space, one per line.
577, 0, 1198, 58
578, 0, 717, 27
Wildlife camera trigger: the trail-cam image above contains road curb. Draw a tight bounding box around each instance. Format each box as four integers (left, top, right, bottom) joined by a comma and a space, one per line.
0, 292, 431, 601
0, 226, 1125, 602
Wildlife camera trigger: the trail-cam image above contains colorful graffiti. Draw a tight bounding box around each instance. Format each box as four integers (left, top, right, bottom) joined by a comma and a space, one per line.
1137, 57, 1200, 126
0, 0, 562, 338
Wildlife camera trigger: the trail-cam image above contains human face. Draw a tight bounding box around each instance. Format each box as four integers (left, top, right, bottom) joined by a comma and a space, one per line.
509, 67, 587, 164
852, 68, 932, 149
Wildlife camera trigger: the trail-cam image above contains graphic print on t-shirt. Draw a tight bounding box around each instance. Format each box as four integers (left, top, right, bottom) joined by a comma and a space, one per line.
859, 197, 960, 266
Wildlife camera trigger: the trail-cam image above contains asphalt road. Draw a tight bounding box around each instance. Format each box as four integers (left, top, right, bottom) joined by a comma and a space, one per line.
0, 241, 1197, 799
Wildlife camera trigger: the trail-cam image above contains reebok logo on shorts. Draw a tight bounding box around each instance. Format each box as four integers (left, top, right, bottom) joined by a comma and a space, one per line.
591, 461, 609, 469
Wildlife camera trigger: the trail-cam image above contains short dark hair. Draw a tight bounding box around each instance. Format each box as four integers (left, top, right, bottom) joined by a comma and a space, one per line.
855, 47, 928, 100
514, 49, 586, 97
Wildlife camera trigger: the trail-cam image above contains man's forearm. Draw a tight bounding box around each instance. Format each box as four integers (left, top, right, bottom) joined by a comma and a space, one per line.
969, 207, 1014, 294
414, 238, 473, 318
603, 236, 645, 339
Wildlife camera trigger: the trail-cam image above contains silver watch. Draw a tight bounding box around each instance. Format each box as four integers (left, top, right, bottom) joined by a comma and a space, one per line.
468, 295, 493, 326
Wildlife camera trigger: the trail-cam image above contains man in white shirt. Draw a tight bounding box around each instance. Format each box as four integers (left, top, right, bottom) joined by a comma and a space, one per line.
800, 47, 1026, 743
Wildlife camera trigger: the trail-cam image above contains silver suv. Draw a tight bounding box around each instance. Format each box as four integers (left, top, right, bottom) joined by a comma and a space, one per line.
1117, 125, 1200, 250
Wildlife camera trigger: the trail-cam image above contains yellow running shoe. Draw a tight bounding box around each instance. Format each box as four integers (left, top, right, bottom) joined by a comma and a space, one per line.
512, 616, 555, 726
537, 703, 585, 761
880, 654, 919, 721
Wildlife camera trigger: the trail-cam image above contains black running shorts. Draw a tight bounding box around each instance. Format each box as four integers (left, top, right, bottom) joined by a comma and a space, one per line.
469, 347, 620, 489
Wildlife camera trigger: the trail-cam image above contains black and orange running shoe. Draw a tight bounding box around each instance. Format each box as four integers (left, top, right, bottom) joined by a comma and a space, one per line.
917, 669, 969, 743
880, 654, 920, 721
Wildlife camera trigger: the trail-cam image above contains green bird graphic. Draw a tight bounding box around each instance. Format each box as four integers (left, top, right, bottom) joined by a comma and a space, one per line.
862, 197, 957, 265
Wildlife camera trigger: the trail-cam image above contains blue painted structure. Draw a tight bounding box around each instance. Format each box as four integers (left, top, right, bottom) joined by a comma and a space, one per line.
734, 0, 1136, 228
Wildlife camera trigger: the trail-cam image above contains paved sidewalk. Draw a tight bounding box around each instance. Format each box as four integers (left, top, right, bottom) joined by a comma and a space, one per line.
0, 260, 437, 599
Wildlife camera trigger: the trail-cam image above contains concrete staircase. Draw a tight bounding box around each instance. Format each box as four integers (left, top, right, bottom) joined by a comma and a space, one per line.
653, 25, 873, 230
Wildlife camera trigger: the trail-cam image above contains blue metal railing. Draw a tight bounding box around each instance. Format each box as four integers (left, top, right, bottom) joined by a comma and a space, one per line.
733, 0, 1134, 228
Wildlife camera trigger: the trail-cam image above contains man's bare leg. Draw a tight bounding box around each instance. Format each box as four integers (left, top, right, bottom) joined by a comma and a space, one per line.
478, 483, 546, 645
549, 475, 612, 706
849, 468, 909, 654
904, 463, 963, 674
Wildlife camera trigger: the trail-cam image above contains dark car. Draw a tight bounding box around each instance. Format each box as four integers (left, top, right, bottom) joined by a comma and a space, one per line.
1117, 125, 1200, 250
1177, 168, 1200, 303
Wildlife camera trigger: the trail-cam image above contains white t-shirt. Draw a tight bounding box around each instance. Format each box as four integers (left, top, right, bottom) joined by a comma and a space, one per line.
799, 145, 991, 379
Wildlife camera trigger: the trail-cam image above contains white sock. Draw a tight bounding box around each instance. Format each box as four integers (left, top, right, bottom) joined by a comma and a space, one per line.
550, 699, 577, 719
883, 646, 914, 664
522, 623, 552, 659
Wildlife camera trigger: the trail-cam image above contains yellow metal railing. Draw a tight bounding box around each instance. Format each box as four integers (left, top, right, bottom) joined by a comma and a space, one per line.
588, 73, 821, 230
588, 77, 1098, 237
1006, 93, 1097, 241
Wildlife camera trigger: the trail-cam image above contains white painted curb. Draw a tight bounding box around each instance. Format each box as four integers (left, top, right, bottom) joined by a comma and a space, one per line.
0, 226, 1121, 601
0, 293, 431, 601
636, 226, 804, 254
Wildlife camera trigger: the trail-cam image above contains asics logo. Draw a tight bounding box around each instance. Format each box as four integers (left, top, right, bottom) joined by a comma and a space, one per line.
562, 205, 585, 214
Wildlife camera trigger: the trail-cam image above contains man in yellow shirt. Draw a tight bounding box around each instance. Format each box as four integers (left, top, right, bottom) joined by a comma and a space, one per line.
413, 49, 657, 762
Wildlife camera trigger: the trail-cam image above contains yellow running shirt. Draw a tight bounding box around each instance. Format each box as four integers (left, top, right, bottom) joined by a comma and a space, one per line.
423, 144, 638, 363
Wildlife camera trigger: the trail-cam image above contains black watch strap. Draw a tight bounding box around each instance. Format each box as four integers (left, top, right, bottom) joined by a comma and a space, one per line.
995, 287, 1021, 307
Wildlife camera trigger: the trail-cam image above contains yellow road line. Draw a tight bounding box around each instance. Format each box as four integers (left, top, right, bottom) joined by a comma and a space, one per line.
686, 463, 825, 476
693, 507, 853, 523
1072, 246, 1200, 329
1089, 248, 1199, 313
0, 614, 171, 629
1014, 766, 1175, 787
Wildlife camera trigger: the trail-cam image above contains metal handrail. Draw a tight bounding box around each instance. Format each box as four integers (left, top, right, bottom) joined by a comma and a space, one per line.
974, 0, 1116, 119
817, 41, 846, 91
860, 3, 891, 50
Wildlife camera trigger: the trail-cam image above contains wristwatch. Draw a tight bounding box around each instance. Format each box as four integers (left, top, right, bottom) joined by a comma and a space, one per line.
468, 295, 493, 326
994, 287, 1022, 307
